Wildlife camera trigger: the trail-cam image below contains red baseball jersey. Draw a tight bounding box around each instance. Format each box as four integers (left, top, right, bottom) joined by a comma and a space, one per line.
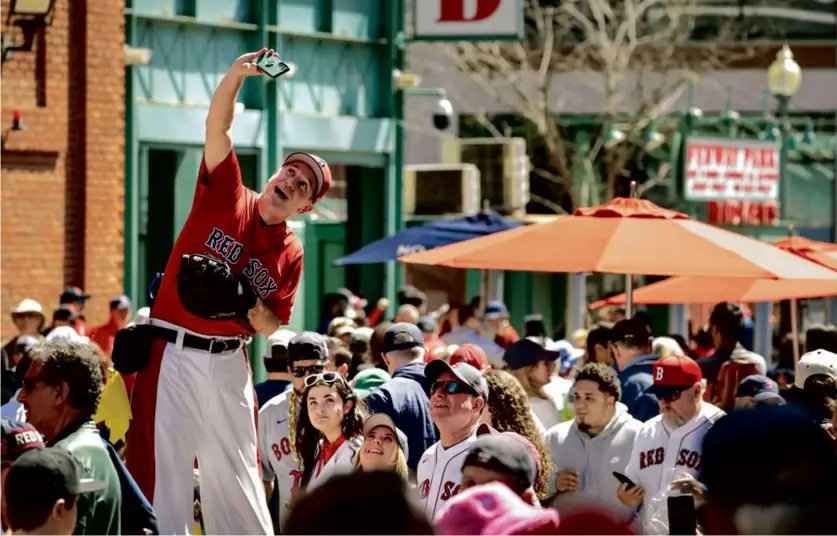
151, 150, 303, 337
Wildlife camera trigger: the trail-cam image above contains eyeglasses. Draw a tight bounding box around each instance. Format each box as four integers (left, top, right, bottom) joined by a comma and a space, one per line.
291, 364, 325, 378
655, 388, 688, 403
303, 371, 347, 389
431, 380, 477, 397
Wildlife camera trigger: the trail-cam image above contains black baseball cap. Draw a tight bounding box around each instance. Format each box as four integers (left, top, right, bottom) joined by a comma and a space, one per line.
383, 322, 424, 353
502, 339, 564, 370
52, 305, 79, 322
610, 318, 652, 345
463, 434, 537, 492
288, 332, 328, 363
425, 360, 489, 400
5, 448, 105, 506
59, 287, 90, 304
1, 418, 45, 461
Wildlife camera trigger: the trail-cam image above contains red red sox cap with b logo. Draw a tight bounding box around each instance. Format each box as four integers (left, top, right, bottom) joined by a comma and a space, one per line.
648, 354, 703, 398
284, 153, 332, 203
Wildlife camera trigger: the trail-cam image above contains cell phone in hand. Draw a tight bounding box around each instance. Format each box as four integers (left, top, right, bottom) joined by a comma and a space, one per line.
668, 493, 697, 535
255, 52, 291, 78
613, 471, 636, 490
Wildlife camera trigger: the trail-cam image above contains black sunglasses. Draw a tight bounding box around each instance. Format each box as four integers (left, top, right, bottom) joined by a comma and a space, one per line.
304, 371, 347, 389
655, 388, 688, 403
431, 380, 477, 397
291, 364, 325, 378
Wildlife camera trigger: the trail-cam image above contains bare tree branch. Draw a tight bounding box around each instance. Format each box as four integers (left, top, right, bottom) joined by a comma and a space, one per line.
411, 0, 754, 213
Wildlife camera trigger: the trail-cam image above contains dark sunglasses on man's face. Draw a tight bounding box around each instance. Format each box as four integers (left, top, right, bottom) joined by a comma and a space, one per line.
291, 364, 324, 378
431, 380, 476, 397
655, 388, 687, 403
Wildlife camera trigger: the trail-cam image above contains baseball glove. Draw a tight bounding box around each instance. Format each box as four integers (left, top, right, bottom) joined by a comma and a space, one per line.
177, 254, 257, 320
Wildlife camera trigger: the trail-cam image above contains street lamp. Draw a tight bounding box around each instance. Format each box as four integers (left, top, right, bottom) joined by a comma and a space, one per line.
766, 45, 802, 221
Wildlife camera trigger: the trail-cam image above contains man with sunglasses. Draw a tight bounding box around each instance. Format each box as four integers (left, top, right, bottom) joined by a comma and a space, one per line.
258, 332, 328, 532
617, 354, 724, 532
416, 360, 489, 521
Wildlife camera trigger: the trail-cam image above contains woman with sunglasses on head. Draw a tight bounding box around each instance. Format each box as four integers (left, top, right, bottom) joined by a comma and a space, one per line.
295, 371, 365, 492
355, 413, 410, 481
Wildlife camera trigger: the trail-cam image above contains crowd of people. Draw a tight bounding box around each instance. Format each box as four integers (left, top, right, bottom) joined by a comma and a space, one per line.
2, 283, 837, 535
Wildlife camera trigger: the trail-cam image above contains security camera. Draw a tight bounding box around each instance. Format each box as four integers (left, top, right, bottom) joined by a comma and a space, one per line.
433, 98, 454, 131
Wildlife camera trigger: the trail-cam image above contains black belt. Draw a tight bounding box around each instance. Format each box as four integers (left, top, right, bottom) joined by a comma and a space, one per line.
150, 325, 243, 354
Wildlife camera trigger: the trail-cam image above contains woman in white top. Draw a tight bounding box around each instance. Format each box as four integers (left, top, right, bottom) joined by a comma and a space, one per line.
355, 413, 410, 482
295, 372, 364, 492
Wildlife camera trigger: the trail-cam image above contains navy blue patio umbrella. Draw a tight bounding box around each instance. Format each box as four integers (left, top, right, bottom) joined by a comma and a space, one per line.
333, 211, 521, 265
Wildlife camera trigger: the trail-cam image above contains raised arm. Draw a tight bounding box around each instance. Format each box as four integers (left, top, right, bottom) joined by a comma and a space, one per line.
204, 48, 271, 172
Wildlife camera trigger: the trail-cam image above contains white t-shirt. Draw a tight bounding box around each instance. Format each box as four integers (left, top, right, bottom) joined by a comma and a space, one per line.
530, 376, 572, 430
416, 432, 478, 521
306, 437, 362, 492
258, 391, 302, 529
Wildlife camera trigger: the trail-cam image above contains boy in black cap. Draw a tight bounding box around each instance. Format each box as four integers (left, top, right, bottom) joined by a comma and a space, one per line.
2, 418, 47, 529
4, 447, 105, 535
366, 323, 437, 471
460, 434, 539, 506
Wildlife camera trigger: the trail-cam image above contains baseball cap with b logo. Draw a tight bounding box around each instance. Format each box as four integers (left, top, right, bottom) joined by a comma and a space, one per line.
284, 153, 332, 203
648, 354, 702, 399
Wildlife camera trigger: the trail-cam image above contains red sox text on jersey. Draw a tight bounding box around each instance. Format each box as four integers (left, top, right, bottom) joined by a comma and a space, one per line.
419, 480, 461, 502
205, 227, 279, 299
639, 447, 701, 471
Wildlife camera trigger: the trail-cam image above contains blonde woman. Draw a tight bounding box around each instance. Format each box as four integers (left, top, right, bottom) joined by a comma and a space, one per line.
355, 413, 410, 482
653, 336, 685, 358
504, 339, 573, 430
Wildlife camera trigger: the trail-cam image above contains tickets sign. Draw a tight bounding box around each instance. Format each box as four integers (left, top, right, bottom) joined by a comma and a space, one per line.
412, 0, 524, 41
684, 137, 780, 202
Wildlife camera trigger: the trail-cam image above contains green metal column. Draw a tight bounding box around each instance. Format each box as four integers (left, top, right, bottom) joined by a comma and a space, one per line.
123, 6, 139, 303
384, 0, 406, 314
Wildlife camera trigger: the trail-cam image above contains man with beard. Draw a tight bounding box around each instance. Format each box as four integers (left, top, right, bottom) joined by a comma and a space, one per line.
257, 332, 328, 532
546, 363, 642, 521
617, 355, 724, 532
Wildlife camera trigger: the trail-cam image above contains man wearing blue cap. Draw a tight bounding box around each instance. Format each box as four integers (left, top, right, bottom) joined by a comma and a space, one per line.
365, 323, 437, 471
734, 375, 785, 409
483, 301, 519, 350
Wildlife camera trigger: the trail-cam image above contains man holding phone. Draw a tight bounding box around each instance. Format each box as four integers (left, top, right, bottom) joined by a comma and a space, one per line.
126, 49, 332, 535
617, 355, 724, 532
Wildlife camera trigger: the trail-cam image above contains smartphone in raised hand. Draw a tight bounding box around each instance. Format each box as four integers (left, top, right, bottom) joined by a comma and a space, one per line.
255, 52, 291, 78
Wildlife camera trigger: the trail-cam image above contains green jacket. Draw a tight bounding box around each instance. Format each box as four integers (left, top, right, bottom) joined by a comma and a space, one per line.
52, 420, 122, 535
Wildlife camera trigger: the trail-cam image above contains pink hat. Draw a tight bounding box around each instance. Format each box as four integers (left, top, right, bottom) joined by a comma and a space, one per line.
434, 482, 560, 535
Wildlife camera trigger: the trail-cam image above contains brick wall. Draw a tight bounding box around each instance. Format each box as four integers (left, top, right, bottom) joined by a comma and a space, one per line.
1, 0, 126, 341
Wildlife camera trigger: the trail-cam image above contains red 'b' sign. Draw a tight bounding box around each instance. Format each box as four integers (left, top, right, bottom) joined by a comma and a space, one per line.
413, 0, 523, 41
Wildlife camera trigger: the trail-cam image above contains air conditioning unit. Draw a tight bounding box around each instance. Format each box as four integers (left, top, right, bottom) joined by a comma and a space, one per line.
441, 137, 530, 216
403, 164, 481, 217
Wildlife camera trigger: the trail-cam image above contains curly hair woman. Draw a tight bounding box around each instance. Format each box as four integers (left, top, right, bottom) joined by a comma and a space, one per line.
479, 369, 555, 500
295, 372, 365, 492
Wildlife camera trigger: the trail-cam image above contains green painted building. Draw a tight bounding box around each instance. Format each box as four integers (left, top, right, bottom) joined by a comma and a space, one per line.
123, 0, 408, 379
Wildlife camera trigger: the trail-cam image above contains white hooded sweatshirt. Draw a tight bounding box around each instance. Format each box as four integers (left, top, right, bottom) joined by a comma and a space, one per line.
545, 402, 643, 521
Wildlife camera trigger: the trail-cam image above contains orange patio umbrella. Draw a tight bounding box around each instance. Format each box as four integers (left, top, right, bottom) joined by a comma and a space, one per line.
588, 277, 837, 308
399, 198, 837, 280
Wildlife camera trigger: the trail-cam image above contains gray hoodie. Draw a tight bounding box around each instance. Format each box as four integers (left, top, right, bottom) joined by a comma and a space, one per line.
545, 403, 642, 521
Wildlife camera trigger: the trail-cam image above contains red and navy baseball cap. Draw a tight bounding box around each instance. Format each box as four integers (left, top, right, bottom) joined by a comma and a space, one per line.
648, 354, 703, 398
735, 374, 784, 402
425, 360, 489, 400
284, 153, 332, 203
1, 418, 45, 461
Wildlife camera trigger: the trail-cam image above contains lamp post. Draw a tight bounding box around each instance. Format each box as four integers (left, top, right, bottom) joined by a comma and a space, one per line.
766, 45, 802, 221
